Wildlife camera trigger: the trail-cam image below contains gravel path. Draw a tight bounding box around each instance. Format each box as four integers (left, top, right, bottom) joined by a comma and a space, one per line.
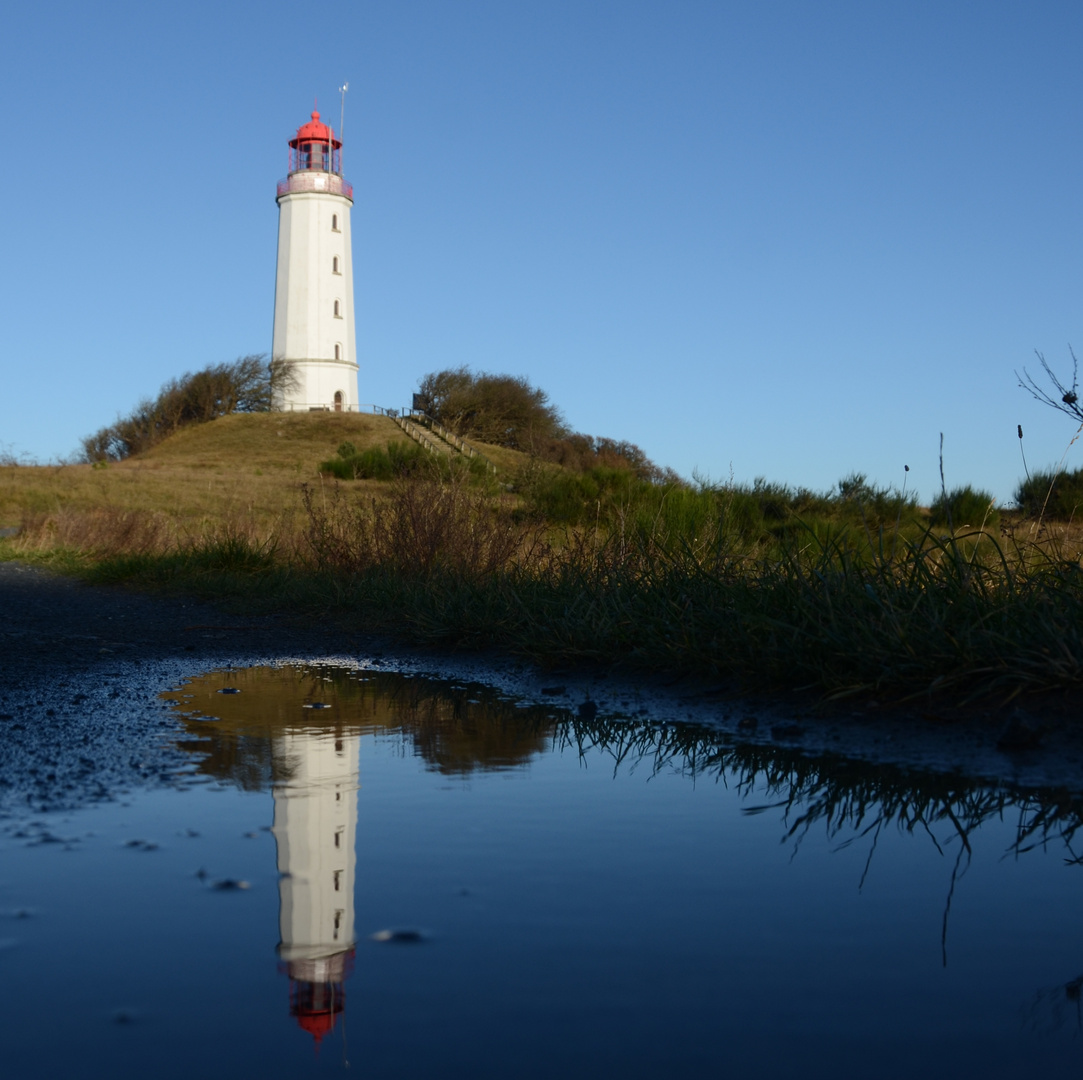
0, 562, 381, 819
0, 561, 356, 686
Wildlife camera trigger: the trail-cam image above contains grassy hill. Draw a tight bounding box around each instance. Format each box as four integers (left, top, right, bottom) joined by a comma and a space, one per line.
0, 411, 529, 533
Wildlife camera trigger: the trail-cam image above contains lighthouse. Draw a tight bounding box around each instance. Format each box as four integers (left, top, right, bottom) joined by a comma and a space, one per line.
271, 109, 359, 412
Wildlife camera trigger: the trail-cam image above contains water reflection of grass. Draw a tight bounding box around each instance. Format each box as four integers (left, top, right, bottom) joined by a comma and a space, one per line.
172, 665, 1083, 870
563, 710, 1083, 858
561, 711, 1083, 968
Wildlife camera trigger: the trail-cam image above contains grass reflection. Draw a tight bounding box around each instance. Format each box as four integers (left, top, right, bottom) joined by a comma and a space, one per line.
166, 663, 1083, 874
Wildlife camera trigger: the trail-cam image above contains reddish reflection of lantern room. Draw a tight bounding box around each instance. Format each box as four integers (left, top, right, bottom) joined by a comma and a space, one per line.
286, 949, 356, 1050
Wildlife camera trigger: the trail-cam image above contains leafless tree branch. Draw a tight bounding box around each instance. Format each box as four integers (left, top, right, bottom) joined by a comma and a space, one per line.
1016, 347, 1083, 424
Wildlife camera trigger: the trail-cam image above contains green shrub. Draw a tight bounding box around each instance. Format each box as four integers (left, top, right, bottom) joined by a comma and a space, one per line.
525, 471, 601, 524
319, 439, 431, 481
354, 448, 394, 480
1015, 467, 1083, 520
520, 466, 665, 526
319, 457, 356, 480
386, 441, 426, 475
518, 467, 922, 544
930, 485, 998, 530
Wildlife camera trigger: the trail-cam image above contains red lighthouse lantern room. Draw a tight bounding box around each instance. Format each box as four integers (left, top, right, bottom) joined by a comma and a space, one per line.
288, 110, 342, 175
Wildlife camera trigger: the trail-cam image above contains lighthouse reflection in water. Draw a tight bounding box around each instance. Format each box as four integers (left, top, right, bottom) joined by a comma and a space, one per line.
272, 725, 358, 1046
172, 662, 552, 1052
174, 667, 381, 1049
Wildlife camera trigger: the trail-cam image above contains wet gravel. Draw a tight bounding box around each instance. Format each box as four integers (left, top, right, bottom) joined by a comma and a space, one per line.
0, 562, 375, 818
4, 560, 1083, 820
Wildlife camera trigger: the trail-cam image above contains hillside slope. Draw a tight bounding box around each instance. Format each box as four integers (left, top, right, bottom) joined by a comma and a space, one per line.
1, 412, 528, 529
135, 410, 399, 470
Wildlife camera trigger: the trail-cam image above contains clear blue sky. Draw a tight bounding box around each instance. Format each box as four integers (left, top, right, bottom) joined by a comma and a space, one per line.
3, 0, 1082, 504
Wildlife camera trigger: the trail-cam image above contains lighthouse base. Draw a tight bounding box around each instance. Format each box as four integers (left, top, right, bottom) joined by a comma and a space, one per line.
273, 359, 360, 413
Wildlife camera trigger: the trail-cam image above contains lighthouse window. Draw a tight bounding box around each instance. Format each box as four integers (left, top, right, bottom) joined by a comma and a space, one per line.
333, 300, 341, 318
332, 256, 339, 274
334, 344, 341, 360
333, 870, 342, 892
331, 214, 339, 231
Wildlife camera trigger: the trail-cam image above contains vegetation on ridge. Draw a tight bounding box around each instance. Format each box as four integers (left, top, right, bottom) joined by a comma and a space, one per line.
6, 357, 1083, 709
81, 355, 297, 462
416, 366, 567, 451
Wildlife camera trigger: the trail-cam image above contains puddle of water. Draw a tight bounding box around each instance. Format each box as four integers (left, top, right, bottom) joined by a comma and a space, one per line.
2, 663, 1083, 1078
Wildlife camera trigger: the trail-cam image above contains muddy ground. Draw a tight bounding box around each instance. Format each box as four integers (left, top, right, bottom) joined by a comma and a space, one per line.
3, 561, 1083, 818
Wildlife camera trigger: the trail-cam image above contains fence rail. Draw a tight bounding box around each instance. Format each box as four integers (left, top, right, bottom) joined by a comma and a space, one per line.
408, 413, 497, 473
389, 412, 498, 473
393, 415, 446, 456
276, 403, 398, 416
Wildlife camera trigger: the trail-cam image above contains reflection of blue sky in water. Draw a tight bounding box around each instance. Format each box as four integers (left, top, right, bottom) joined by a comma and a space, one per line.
2, 663, 1083, 1077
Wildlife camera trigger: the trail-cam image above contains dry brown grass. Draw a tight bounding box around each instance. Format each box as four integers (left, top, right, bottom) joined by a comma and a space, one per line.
301, 474, 548, 578
0, 412, 536, 538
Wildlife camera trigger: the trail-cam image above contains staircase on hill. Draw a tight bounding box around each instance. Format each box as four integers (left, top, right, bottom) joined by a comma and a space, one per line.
391, 414, 497, 474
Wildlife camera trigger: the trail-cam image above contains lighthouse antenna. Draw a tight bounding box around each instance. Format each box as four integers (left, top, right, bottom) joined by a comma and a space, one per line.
338, 82, 349, 175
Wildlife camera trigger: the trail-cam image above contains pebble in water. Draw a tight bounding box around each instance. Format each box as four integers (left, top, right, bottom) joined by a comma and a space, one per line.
210, 879, 251, 891
370, 928, 425, 944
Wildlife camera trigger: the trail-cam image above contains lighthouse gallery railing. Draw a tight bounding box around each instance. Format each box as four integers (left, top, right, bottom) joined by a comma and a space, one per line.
276, 174, 353, 199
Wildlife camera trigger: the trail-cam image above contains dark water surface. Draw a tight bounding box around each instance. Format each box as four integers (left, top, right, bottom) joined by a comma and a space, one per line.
3, 663, 1083, 1078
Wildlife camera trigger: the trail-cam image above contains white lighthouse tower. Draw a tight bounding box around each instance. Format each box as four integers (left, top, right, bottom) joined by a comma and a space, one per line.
272, 108, 359, 412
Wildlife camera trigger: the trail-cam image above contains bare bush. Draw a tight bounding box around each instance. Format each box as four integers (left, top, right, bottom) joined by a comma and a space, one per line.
302, 474, 546, 578
82, 354, 280, 462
